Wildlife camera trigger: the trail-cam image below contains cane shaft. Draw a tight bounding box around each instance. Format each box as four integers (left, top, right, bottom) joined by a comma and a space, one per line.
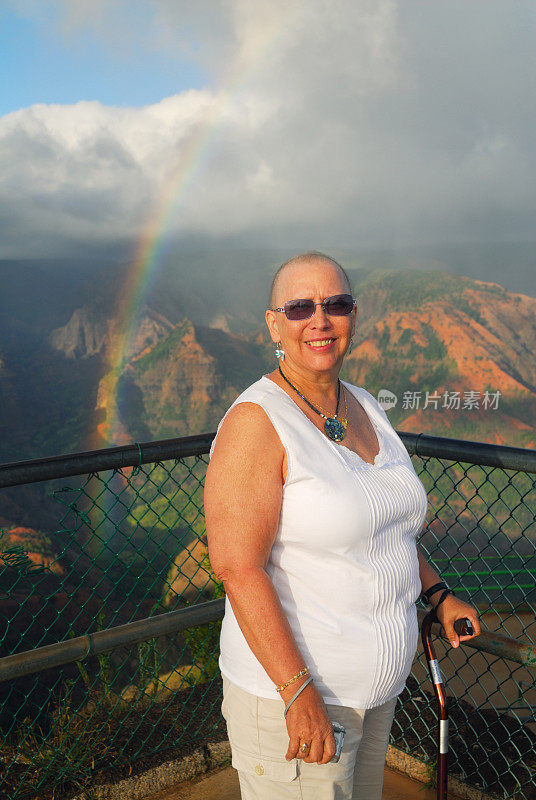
421, 613, 448, 800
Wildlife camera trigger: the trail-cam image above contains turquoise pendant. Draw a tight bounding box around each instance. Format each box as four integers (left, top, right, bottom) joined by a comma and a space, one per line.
325, 418, 346, 442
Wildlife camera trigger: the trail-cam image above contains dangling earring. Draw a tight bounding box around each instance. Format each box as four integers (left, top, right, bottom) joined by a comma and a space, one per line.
275, 342, 285, 361
347, 337, 354, 355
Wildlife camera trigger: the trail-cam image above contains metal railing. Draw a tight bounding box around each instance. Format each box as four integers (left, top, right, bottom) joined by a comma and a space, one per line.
0, 432, 535, 800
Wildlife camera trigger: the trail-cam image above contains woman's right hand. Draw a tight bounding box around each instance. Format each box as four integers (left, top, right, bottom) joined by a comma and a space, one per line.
283, 680, 336, 764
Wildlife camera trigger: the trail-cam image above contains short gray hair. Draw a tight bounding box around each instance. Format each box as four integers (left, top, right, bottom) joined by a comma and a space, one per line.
269, 251, 352, 308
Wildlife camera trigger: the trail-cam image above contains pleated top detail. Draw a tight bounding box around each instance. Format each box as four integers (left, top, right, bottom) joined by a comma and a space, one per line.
212, 376, 428, 709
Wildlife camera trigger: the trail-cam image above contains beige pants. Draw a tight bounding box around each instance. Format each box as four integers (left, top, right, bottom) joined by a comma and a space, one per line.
222, 676, 397, 800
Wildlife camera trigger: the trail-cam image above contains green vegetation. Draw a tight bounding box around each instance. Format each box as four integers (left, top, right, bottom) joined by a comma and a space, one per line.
378, 325, 390, 349
397, 328, 413, 347
195, 325, 271, 388
355, 268, 494, 330
356, 269, 461, 309
13, 679, 116, 798
183, 553, 224, 682
131, 319, 192, 374
421, 323, 448, 361
457, 296, 486, 326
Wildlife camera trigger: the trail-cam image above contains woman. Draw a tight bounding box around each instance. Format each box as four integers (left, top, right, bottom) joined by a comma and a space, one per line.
205, 252, 480, 800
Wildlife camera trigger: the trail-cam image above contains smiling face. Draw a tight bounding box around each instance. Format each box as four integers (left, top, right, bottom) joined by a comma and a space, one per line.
265, 257, 356, 382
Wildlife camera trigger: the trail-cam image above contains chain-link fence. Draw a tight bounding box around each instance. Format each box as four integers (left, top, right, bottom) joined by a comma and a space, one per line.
394, 439, 536, 800
0, 433, 534, 800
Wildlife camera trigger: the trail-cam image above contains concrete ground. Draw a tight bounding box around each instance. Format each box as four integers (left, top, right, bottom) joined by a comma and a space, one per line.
143, 763, 460, 800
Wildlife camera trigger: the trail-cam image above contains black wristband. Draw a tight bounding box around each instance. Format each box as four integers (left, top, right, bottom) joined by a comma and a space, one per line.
421, 581, 449, 605
429, 588, 454, 623
434, 588, 454, 609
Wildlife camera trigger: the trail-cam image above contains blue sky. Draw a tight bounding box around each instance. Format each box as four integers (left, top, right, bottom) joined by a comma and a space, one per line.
1, 5, 208, 114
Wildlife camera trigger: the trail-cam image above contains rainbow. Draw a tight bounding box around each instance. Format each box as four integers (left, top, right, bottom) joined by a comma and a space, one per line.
94, 91, 227, 447
94, 10, 296, 447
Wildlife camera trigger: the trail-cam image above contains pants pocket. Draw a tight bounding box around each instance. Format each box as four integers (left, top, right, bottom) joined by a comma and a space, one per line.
232, 746, 298, 782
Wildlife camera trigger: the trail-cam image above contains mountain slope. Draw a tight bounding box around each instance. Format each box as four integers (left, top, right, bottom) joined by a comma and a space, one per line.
87, 269, 536, 449
50, 305, 175, 362
340, 271, 536, 446
3, 266, 535, 462
117, 320, 273, 439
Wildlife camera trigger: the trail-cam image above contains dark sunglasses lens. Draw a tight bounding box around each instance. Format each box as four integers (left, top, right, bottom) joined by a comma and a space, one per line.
324, 294, 354, 315
285, 299, 315, 320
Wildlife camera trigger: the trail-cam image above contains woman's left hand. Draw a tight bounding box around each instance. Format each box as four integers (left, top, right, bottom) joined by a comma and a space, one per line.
434, 594, 481, 648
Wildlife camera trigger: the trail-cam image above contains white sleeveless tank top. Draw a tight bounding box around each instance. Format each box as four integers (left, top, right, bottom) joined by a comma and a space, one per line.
211, 376, 428, 709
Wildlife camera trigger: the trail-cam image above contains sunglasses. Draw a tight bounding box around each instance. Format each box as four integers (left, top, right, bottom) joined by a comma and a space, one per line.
272, 293, 356, 321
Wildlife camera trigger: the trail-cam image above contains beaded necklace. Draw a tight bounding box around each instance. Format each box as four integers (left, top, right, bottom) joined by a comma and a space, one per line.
278, 365, 348, 442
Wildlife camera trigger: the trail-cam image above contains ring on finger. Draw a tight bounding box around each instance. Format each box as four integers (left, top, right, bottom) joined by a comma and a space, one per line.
299, 743, 310, 753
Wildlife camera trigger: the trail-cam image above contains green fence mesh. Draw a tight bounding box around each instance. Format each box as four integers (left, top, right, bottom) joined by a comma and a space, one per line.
0, 443, 535, 800
393, 455, 536, 800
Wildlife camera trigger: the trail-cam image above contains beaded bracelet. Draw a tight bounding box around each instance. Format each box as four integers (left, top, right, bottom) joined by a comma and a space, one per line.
275, 666, 309, 693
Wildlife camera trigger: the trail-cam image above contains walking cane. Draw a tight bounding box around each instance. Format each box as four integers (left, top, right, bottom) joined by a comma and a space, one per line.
421, 612, 473, 800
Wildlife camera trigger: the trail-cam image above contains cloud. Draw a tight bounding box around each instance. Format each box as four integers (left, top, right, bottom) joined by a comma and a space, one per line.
1, 0, 534, 257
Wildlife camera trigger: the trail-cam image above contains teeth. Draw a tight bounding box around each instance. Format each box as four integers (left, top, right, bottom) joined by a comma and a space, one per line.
308, 339, 334, 347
